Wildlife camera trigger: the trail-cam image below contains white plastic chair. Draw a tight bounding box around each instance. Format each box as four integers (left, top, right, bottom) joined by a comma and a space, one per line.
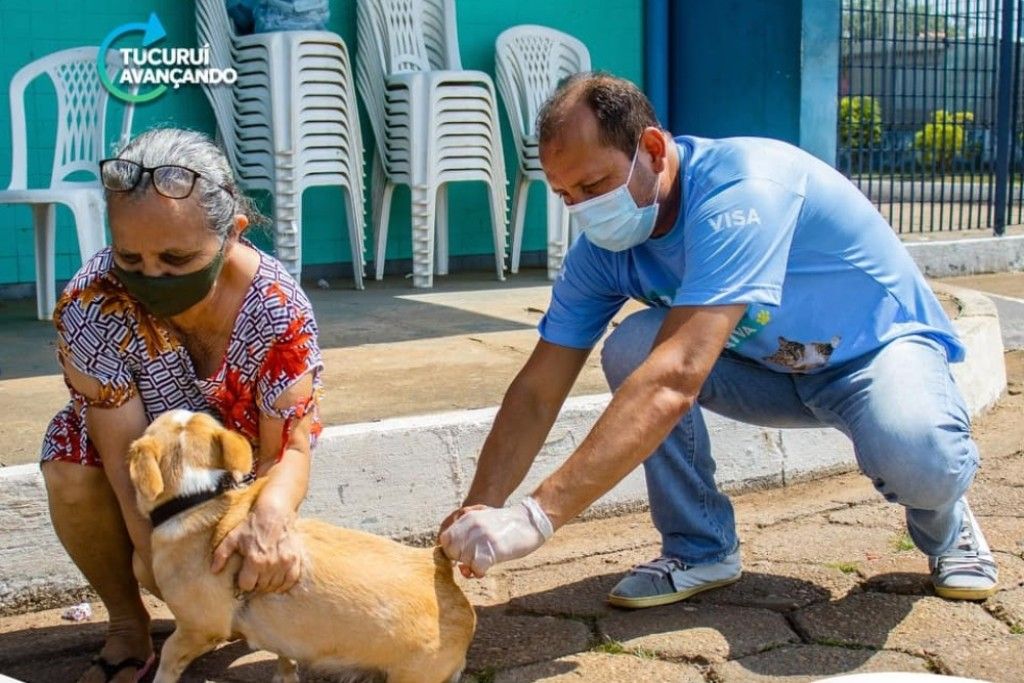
495, 25, 590, 278
0, 47, 134, 320
356, 0, 508, 288
195, 0, 367, 288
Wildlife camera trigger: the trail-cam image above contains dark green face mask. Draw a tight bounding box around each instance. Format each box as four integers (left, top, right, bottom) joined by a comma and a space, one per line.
113, 246, 226, 318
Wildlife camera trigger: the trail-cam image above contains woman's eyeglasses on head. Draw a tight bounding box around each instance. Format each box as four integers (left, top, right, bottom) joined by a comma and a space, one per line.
99, 158, 233, 200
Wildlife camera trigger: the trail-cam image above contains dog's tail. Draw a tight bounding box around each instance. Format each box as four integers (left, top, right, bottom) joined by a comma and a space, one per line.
432, 545, 453, 570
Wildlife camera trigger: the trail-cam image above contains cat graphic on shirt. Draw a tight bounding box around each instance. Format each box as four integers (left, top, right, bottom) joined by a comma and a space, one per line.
763, 336, 841, 372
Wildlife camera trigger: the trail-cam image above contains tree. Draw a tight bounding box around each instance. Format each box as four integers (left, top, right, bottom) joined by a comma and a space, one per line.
842, 0, 962, 40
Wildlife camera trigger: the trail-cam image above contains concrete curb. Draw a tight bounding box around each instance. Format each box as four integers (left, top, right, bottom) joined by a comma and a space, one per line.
0, 288, 1007, 615
933, 282, 1008, 414
905, 234, 1024, 277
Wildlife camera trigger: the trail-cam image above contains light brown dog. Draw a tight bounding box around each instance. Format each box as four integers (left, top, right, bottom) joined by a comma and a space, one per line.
127, 409, 476, 683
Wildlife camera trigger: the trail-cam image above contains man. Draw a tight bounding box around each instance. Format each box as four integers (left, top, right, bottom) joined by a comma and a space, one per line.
439, 73, 997, 606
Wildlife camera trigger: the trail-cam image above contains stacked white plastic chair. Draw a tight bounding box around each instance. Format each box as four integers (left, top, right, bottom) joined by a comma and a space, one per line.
356, 0, 509, 288
495, 25, 590, 279
195, 0, 367, 288
0, 47, 134, 320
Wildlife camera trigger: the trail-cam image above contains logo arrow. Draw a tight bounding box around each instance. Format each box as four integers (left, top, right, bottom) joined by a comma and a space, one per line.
97, 12, 169, 104
141, 12, 166, 47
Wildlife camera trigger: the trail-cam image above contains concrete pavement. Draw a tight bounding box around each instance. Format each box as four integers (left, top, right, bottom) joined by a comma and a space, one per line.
0, 272, 622, 467
0, 240, 1020, 680
0, 353, 1021, 681
0, 267, 989, 468
0, 279, 1005, 614
944, 272, 1024, 351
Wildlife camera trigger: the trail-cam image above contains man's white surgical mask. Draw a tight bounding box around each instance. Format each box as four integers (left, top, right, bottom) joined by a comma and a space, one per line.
567, 137, 661, 252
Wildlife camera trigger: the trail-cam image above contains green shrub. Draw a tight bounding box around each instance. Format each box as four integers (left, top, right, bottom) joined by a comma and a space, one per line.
839, 95, 883, 149
914, 110, 974, 169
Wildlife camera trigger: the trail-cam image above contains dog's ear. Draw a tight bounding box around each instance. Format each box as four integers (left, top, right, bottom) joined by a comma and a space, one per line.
218, 428, 253, 479
127, 435, 164, 501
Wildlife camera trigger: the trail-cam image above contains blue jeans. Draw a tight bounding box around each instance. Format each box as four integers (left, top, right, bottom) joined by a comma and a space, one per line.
601, 308, 979, 564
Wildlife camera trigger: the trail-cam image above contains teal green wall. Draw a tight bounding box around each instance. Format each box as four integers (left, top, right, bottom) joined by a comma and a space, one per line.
0, 0, 642, 287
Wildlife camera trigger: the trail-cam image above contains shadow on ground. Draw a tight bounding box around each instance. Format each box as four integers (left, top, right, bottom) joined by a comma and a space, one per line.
0, 273, 546, 381
466, 568, 928, 680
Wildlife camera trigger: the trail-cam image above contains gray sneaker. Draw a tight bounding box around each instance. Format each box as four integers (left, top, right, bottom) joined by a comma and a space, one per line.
930, 501, 998, 601
608, 547, 742, 609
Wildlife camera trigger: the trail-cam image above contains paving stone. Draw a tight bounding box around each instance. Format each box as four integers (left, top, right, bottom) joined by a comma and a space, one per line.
502, 513, 660, 572
937, 634, 1024, 683
979, 515, 1024, 556
733, 473, 878, 529
0, 637, 290, 683
508, 548, 653, 618
824, 503, 905, 530
736, 521, 760, 538
969, 385, 1024, 459
6, 359, 1023, 682
856, 549, 1024, 599
175, 642, 282, 683
967, 481, 1024, 517
986, 586, 1024, 630
792, 593, 1008, 654
744, 521, 899, 565
991, 552, 1024, 590
598, 604, 799, 664
710, 644, 931, 682
859, 553, 932, 596
467, 612, 592, 671
492, 652, 704, 682
975, 451, 1024, 487
455, 572, 511, 609
689, 560, 860, 612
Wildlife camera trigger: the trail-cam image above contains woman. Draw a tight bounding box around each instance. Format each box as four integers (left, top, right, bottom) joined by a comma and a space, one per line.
41, 128, 323, 683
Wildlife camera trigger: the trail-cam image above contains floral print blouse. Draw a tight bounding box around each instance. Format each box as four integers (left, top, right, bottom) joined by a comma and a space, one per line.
41, 244, 323, 467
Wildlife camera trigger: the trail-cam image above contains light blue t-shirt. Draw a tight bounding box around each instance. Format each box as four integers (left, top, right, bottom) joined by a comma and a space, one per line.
538, 136, 963, 373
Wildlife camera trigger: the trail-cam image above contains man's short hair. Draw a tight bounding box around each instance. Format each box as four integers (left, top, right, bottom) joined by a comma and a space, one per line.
536, 72, 660, 158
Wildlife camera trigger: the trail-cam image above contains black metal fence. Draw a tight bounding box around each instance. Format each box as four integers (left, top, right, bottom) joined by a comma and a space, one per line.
839, 0, 1023, 233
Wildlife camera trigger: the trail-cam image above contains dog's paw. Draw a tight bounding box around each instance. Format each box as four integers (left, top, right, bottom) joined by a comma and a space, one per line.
271, 656, 300, 683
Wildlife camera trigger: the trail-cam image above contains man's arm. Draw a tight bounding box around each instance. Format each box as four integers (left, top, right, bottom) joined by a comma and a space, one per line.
534, 303, 745, 527
454, 339, 590, 510
441, 303, 745, 575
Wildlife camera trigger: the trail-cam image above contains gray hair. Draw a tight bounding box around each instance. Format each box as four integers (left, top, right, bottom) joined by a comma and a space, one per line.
105, 128, 267, 238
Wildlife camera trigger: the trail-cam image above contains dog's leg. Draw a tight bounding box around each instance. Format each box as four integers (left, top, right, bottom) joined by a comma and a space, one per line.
152, 627, 221, 683
271, 656, 300, 683
386, 663, 462, 683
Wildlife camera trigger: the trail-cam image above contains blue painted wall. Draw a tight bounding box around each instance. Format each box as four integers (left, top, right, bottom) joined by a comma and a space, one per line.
656, 0, 838, 164
667, 1, 803, 142
0, 0, 643, 288
800, 1, 840, 165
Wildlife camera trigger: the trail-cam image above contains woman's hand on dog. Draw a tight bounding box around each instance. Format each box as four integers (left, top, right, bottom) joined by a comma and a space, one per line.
211, 506, 303, 593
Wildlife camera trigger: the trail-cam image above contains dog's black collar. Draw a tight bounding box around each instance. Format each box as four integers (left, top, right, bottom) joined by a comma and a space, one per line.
149, 472, 255, 529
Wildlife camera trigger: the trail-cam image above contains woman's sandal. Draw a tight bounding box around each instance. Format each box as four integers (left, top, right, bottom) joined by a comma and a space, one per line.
86, 653, 156, 683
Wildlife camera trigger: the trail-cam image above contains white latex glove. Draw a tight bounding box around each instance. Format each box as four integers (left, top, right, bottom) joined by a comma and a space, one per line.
440, 497, 554, 577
